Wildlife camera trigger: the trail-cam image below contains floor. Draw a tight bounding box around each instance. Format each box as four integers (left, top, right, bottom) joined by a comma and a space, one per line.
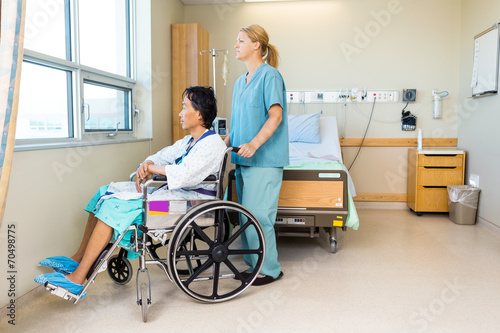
2, 208, 500, 333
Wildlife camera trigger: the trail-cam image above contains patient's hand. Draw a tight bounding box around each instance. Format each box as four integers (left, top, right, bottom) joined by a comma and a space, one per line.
136, 161, 154, 192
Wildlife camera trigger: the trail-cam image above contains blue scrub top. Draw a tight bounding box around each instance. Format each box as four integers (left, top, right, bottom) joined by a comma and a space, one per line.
230, 63, 289, 167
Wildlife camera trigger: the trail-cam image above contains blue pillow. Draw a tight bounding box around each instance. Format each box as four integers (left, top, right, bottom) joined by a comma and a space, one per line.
288, 112, 321, 143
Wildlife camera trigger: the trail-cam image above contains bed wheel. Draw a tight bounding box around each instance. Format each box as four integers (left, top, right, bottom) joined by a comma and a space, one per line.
416, 212, 423, 216
167, 200, 265, 303
330, 239, 338, 253
107, 254, 133, 285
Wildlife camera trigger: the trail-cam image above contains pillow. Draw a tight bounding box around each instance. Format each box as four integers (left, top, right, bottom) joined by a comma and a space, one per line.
288, 112, 321, 144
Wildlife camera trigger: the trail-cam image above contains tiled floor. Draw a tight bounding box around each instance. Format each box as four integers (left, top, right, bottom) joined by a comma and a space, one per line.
2, 208, 500, 332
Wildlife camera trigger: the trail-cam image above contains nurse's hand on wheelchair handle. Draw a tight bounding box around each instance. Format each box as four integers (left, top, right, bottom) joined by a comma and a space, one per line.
234, 143, 256, 158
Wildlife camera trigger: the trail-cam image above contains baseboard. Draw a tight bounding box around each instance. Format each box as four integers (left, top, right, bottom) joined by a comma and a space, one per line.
0, 285, 44, 319
354, 201, 408, 210
476, 216, 500, 236
354, 193, 407, 202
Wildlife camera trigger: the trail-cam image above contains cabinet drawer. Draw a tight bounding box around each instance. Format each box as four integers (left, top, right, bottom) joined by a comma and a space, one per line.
417, 167, 463, 186
418, 154, 463, 167
416, 187, 449, 212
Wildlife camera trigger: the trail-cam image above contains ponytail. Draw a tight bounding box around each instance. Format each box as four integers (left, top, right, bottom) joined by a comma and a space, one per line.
264, 43, 279, 69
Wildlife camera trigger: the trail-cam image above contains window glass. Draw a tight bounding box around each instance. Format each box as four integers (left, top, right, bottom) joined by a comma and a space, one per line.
79, 0, 129, 77
17, 62, 72, 139
24, 0, 70, 60
83, 82, 132, 132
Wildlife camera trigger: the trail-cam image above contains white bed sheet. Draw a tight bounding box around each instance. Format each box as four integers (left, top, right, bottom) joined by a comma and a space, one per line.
287, 116, 356, 197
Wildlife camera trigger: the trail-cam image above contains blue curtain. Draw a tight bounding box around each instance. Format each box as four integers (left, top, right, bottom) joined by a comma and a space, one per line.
0, 0, 25, 226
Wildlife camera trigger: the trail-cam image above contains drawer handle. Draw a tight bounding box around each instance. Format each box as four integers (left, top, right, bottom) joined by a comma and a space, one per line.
423, 154, 458, 157
423, 166, 457, 169
423, 186, 447, 189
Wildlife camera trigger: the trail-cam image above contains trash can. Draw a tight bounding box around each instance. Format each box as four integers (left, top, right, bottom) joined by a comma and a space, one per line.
447, 185, 481, 225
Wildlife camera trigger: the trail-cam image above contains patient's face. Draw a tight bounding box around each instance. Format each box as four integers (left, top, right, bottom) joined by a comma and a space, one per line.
179, 96, 202, 132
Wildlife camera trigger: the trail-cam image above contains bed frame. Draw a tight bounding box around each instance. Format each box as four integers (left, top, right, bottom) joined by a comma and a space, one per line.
227, 168, 349, 253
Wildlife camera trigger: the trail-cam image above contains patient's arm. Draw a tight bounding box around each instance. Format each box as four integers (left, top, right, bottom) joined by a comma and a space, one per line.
135, 160, 155, 192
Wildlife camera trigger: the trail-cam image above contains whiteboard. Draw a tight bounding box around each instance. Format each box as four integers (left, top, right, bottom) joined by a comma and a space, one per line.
471, 24, 500, 97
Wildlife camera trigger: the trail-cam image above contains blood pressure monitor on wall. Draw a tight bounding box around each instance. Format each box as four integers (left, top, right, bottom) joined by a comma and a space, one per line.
212, 117, 227, 136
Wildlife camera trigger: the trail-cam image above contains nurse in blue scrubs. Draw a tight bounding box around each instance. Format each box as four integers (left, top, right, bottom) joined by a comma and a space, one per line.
225, 24, 289, 286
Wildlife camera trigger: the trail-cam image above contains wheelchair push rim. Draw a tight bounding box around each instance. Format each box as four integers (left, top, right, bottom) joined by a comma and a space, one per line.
167, 200, 266, 303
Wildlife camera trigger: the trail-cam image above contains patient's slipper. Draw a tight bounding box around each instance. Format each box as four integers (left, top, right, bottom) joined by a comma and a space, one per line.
35, 273, 85, 297
39, 256, 79, 274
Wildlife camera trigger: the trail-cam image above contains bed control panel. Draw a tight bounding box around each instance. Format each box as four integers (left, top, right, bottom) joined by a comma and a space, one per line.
275, 216, 313, 226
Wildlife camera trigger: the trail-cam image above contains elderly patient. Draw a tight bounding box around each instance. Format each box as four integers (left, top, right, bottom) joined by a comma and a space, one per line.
35, 86, 227, 295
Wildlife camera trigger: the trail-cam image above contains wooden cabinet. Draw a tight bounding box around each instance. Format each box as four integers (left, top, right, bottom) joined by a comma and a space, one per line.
171, 23, 209, 143
407, 148, 465, 215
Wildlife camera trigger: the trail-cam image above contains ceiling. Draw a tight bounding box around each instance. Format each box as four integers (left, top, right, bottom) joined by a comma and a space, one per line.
180, 0, 294, 4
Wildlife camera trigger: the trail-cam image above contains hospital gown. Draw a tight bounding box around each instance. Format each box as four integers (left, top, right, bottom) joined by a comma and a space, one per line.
84, 131, 227, 258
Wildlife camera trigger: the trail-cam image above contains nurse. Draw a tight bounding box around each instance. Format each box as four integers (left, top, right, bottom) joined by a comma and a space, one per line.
225, 24, 289, 286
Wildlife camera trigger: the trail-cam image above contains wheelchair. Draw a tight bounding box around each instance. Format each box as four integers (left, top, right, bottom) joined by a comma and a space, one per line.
43, 147, 266, 322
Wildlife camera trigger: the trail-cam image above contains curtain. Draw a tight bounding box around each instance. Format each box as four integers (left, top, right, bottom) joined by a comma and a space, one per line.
0, 0, 26, 227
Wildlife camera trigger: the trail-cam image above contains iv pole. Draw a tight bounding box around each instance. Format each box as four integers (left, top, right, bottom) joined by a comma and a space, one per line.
199, 49, 228, 97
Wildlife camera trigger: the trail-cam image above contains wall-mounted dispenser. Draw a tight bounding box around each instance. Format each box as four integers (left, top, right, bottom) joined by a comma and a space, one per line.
432, 89, 449, 119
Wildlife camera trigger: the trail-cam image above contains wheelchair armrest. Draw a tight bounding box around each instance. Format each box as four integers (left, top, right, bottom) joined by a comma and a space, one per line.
152, 174, 216, 182
153, 175, 167, 181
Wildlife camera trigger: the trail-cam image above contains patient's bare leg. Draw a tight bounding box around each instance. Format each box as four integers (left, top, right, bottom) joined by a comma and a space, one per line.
65, 219, 113, 285
70, 213, 99, 263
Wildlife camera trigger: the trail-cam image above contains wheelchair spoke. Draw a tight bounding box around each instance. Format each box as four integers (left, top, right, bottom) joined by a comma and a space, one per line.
191, 222, 214, 247
227, 248, 262, 256
225, 219, 254, 247
214, 210, 225, 242
211, 262, 221, 298
223, 258, 247, 282
183, 257, 214, 286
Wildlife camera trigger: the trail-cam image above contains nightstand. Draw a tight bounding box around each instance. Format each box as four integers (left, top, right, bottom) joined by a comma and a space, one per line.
407, 148, 465, 215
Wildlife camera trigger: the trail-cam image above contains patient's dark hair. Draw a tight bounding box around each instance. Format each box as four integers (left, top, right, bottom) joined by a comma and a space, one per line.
183, 86, 217, 129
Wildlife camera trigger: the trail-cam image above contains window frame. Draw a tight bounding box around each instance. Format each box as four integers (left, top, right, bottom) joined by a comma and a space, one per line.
15, 0, 138, 150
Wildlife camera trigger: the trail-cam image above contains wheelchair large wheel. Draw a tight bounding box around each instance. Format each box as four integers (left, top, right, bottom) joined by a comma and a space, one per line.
167, 200, 265, 303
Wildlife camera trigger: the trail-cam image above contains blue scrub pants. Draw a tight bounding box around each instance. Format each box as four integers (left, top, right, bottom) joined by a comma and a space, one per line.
235, 165, 282, 279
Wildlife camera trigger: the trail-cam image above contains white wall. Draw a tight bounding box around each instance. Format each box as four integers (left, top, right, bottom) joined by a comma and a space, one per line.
458, 0, 500, 226
184, 0, 462, 196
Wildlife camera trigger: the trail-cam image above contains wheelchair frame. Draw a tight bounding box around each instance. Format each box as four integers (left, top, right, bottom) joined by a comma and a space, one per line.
43, 147, 266, 322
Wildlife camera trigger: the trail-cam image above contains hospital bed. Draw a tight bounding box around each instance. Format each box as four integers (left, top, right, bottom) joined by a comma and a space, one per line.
42, 147, 266, 322
228, 114, 359, 253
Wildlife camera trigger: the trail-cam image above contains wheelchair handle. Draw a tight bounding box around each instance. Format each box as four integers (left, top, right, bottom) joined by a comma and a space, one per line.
231, 146, 240, 153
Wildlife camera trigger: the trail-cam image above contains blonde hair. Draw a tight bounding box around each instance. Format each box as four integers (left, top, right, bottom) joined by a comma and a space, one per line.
240, 24, 279, 68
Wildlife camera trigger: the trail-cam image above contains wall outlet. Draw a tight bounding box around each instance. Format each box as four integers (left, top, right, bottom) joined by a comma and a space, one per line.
469, 174, 479, 187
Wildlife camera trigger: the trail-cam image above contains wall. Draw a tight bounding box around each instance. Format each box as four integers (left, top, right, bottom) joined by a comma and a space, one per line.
184, 0, 462, 196
458, 0, 500, 226
0, 0, 184, 308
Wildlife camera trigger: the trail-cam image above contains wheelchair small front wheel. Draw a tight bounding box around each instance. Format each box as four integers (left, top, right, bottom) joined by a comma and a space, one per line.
167, 200, 265, 303
140, 283, 148, 322
107, 255, 133, 285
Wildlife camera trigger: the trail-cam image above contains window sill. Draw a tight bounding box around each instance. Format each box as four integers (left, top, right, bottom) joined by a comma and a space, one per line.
14, 137, 152, 152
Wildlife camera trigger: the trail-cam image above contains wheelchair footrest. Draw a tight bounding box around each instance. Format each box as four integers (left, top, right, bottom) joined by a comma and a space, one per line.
44, 282, 82, 301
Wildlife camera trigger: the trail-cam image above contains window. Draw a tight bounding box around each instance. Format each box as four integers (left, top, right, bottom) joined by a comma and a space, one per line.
17, 0, 136, 145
